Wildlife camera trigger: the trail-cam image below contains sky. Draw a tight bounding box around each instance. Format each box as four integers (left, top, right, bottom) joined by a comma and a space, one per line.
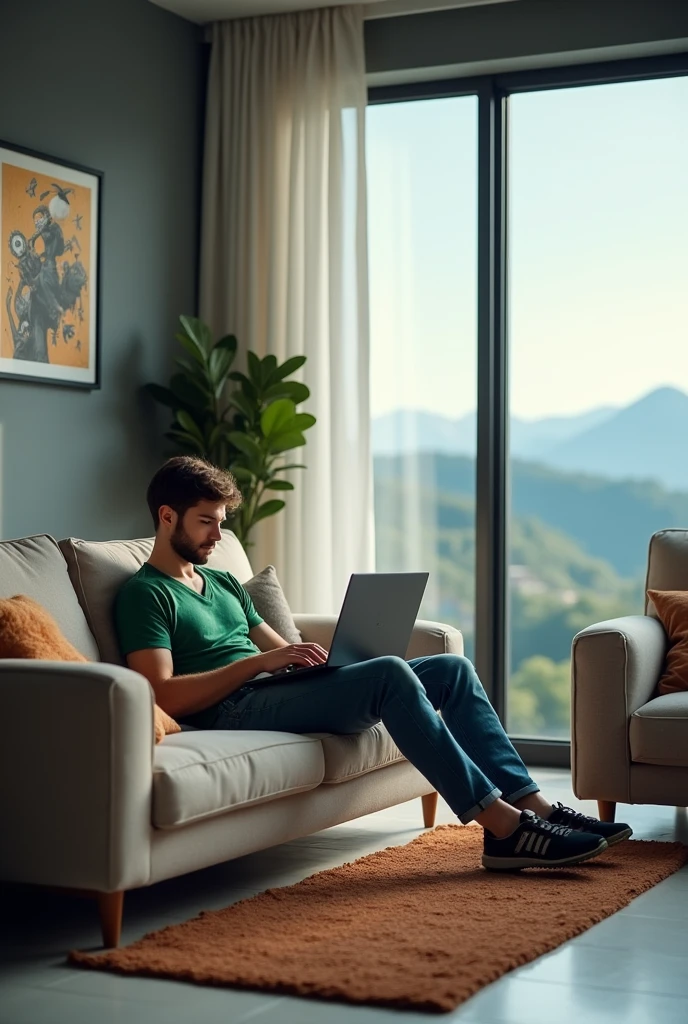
366, 75, 688, 421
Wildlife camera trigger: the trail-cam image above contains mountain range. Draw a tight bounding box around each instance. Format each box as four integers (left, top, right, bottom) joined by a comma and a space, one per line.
374, 450, 688, 579
372, 386, 688, 491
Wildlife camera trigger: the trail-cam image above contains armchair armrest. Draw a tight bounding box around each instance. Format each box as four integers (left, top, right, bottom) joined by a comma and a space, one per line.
293, 615, 463, 659
571, 614, 667, 803
0, 661, 154, 892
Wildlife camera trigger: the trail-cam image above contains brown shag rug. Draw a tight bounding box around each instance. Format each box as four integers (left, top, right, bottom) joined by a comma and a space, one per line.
69, 824, 688, 1014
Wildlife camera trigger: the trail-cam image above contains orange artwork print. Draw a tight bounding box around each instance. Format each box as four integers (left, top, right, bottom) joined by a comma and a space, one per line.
1, 152, 97, 382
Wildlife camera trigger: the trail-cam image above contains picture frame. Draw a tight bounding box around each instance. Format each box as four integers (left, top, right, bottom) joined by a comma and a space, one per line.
0, 139, 102, 389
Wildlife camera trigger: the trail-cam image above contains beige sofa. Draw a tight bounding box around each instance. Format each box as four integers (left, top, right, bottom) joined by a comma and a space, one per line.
0, 531, 462, 948
572, 528, 688, 821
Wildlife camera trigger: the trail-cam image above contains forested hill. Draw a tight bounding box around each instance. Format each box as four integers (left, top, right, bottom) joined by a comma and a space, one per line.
373, 453, 688, 578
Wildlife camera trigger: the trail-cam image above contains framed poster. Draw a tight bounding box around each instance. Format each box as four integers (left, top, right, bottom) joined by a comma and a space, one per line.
0, 140, 101, 389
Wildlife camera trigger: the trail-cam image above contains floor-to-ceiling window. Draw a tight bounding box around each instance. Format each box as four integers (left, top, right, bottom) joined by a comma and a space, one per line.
367, 96, 478, 655
506, 75, 688, 739
368, 59, 688, 761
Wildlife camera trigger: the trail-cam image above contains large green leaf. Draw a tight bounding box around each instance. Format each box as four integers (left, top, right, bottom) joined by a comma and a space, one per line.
263, 382, 296, 401
179, 315, 213, 355
164, 430, 200, 454
175, 356, 199, 375
208, 423, 229, 451
265, 479, 294, 491
170, 374, 211, 410
176, 410, 205, 446
272, 355, 307, 382
253, 499, 286, 524
176, 332, 207, 367
261, 398, 296, 438
230, 465, 255, 483
144, 383, 180, 409
175, 356, 211, 391
228, 432, 263, 461
240, 376, 258, 402
215, 334, 238, 357
247, 351, 263, 387
261, 354, 278, 385
277, 463, 307, 471
227, 391, 255, 422
166, 428, 204, 454
292, 412, 316, 432
267, 431, 306, 455
209, 346, 234, 385
275, 381, 310, 404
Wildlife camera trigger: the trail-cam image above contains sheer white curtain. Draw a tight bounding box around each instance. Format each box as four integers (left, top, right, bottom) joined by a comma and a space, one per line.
200, 5, 374, 613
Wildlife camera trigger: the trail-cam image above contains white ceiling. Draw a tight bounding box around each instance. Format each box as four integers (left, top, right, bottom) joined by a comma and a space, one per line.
149, 0, 515, 26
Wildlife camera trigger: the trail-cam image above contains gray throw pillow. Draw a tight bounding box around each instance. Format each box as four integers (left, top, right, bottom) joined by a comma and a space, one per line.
243, 565, 302, 644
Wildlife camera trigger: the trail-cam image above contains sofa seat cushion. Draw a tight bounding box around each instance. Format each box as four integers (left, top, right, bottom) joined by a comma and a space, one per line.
630, 692, 688, 767
306, 723, 406, 783
152, 730, 325, 829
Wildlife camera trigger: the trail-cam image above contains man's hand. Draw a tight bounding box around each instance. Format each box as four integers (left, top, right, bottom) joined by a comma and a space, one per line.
260, 643, 329, 673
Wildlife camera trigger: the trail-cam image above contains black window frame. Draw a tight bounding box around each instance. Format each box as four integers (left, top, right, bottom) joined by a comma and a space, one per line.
368, 52, 688, 768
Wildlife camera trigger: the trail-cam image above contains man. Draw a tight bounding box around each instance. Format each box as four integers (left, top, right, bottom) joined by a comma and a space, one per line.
116, 455, 633, 871
28, 205, 65, 328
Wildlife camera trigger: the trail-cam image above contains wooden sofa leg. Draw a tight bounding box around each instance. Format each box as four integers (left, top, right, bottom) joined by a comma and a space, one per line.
598, 801, 616, 822
97, 891, 124, 948
422, 791, 438, 828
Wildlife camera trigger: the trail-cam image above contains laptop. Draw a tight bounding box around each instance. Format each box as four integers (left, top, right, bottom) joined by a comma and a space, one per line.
268, 571, 429, 679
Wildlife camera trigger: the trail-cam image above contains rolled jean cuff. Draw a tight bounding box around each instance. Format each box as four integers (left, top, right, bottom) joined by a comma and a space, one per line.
503, 782, 540, 805
458, 787, 502, 825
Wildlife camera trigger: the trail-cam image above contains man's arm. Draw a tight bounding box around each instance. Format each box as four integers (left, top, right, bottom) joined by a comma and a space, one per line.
248, 621, 290, 652
127, 640, 329, 719
127, 648, 268, 718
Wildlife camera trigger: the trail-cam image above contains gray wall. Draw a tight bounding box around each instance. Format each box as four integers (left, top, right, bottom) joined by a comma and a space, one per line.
0, 0, 205, 542
365, 0, 688, 81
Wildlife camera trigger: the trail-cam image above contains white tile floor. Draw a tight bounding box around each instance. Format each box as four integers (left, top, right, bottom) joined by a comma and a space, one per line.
2, 768, 688, 1024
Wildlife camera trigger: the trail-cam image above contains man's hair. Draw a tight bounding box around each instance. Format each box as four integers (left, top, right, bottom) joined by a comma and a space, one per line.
146, 456, 242, 529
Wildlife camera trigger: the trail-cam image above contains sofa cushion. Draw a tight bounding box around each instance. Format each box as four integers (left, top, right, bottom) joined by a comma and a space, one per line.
646, 588, 688, 695
0, 594, 90, 661
244, 565, 301, 644
152, 730, 325, 828
0, 535, 99, 660
154, 705, 182, 744
306, 723, 406, 783
630, 692, 688, 767
59, 530, 254, 664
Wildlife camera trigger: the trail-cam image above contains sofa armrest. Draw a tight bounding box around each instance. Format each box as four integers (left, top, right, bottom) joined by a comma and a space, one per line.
406, 619, 464, 658
0, 661, 154, 892
293, 615, 463, 659
571, 614, 667, 803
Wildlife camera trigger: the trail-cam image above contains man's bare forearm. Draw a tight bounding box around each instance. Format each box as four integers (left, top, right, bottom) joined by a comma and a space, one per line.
156, 654, 268, 718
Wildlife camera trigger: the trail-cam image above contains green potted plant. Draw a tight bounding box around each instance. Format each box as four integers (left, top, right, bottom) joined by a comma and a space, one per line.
145, 315, 315, 548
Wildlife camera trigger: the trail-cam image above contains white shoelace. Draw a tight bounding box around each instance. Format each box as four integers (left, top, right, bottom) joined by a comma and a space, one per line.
527, 814, 572, 837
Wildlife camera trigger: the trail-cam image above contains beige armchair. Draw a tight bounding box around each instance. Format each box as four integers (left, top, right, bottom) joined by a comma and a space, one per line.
572, 529, 688, 822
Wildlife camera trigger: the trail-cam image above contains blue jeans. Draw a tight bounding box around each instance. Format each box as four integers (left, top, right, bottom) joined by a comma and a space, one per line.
211, 654, 539, 824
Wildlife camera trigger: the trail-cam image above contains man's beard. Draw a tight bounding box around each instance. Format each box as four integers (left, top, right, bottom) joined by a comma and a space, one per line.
170, 525, 210, 565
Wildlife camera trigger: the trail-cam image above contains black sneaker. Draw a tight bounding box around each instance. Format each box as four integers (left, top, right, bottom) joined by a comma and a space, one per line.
547, 802, 633, 846
482, 809, 608, 870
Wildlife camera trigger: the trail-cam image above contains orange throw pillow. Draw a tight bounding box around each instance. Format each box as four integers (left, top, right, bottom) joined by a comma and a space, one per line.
0, 594, 89, 661
647, 589, 688, 696
153, 704, 181, 743
0, 595, 180, 743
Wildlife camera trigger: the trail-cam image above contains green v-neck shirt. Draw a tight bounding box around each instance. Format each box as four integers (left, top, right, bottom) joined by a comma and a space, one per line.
114, 563, 263, 728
